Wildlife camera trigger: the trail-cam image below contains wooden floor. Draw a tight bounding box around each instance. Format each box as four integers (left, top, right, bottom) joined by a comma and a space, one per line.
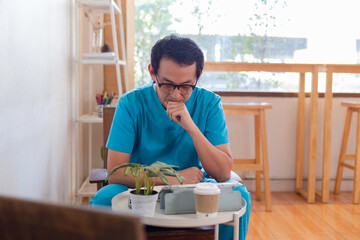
248, 192, 360, 240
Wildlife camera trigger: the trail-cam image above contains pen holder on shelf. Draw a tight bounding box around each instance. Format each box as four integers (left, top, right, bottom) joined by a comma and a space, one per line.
96, 104, 111, 118
96, 104, 104, 118
96, 92, 116, 118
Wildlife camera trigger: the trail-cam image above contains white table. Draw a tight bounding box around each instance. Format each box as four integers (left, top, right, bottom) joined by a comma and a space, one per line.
112, 186, 246, 240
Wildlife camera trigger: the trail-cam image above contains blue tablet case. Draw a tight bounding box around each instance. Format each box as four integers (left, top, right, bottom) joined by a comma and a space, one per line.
159, 183, 242, 215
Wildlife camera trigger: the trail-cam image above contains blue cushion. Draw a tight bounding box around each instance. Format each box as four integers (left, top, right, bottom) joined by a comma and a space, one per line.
89, 184, 128, 208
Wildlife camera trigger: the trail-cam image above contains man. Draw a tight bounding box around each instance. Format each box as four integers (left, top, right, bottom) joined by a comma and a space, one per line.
90, 34, 250, 240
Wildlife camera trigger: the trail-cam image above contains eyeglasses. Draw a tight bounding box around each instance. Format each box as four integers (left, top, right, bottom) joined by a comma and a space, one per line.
154, 75, 196, 95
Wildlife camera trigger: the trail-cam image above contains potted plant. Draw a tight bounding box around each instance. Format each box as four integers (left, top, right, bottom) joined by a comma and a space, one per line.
106, 161, 183, 216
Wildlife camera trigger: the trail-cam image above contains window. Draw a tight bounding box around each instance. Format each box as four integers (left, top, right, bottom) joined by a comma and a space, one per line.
135, 0, 360, 92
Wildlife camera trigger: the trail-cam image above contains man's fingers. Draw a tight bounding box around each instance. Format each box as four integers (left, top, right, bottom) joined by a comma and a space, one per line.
166, 103, 181, 121
167, 109, 182, 122
192, 167, 203, 182
179, 167, 204, 184
198, 171, 204, 181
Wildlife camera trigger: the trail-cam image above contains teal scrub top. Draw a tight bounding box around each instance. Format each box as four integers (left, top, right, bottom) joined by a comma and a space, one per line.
106, 83, 229, 170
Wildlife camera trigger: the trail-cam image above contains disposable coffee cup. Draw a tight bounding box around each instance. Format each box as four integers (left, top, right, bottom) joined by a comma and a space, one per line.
194, 183, 220, 218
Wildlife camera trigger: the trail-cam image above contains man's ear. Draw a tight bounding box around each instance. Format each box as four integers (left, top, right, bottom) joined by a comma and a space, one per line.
198, 71, 203, 79
148, 64, 155, 80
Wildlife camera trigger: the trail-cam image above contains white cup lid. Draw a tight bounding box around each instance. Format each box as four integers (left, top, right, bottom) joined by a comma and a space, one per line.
194, 183, 220, 195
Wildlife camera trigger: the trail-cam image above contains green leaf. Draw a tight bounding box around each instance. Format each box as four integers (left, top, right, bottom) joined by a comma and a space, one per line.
106, 163, 142, 182
158, 172, 170, 186
105, 165, 127, 182
131, 166, 138, 177
124, 166, 132, 176
160, 168, 183, 184
174, 171, 183, 185
100, 146, 104, 160
136, 167, 141, 177
146, 170, 158, 178
155, 161, 178, 169
160, 168, 177, 176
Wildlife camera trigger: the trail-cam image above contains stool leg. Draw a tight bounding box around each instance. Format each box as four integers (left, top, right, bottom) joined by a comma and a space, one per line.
353, 111, 360, 204
334, 109, 353, 194
255, 114, 261, 201
260, 110, 271, 211
214, 224, 219, 240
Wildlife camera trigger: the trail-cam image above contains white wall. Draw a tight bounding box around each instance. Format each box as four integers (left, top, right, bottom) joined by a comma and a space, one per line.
0, 1, 74, 202
223, 96, 360, 191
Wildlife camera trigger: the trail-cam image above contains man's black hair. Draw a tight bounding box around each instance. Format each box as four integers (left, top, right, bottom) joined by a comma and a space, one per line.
151, 34, 204, 80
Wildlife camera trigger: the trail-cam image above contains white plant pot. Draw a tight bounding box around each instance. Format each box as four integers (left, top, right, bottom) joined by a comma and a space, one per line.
129, 190, 159, 217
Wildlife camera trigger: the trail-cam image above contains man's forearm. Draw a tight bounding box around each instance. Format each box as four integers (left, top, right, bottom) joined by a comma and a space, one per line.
187, 126, 233, 182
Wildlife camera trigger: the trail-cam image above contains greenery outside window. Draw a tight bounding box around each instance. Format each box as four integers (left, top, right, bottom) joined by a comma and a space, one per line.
134, 0, 360, 93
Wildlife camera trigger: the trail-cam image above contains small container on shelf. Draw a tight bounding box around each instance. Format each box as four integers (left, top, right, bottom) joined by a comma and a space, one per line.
96, 92, 116, 118
96, 105, 104, 118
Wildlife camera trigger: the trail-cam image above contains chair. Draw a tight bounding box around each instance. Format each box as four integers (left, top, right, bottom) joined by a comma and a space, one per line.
0, 194, 145, 240
222, 102, 272, 211
89, 106, 115, 190
334, 101, 360, 204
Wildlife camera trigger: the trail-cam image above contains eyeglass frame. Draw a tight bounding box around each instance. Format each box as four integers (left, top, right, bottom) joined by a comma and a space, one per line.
154, 75, 197, 94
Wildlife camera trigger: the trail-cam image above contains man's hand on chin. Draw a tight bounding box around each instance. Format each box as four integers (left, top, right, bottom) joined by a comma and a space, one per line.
166, 101, 196, 132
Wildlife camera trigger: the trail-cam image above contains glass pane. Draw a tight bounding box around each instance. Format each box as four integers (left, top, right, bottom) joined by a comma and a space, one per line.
198, 72, 300, 92
333, 73, 360, 93
135, 0, 360, 92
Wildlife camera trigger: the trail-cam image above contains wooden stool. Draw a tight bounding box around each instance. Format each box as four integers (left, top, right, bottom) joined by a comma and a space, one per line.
334, 101, 360, 204
222, 102, 272, 211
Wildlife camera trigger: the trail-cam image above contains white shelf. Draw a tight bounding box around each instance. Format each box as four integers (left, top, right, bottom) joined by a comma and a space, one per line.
78, 0, 121, 13
74, 0, 126, 201
77, 113, 103, 123
78, 176, 98, 197
79, 59, 126, 65
83, 52, 115, 59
